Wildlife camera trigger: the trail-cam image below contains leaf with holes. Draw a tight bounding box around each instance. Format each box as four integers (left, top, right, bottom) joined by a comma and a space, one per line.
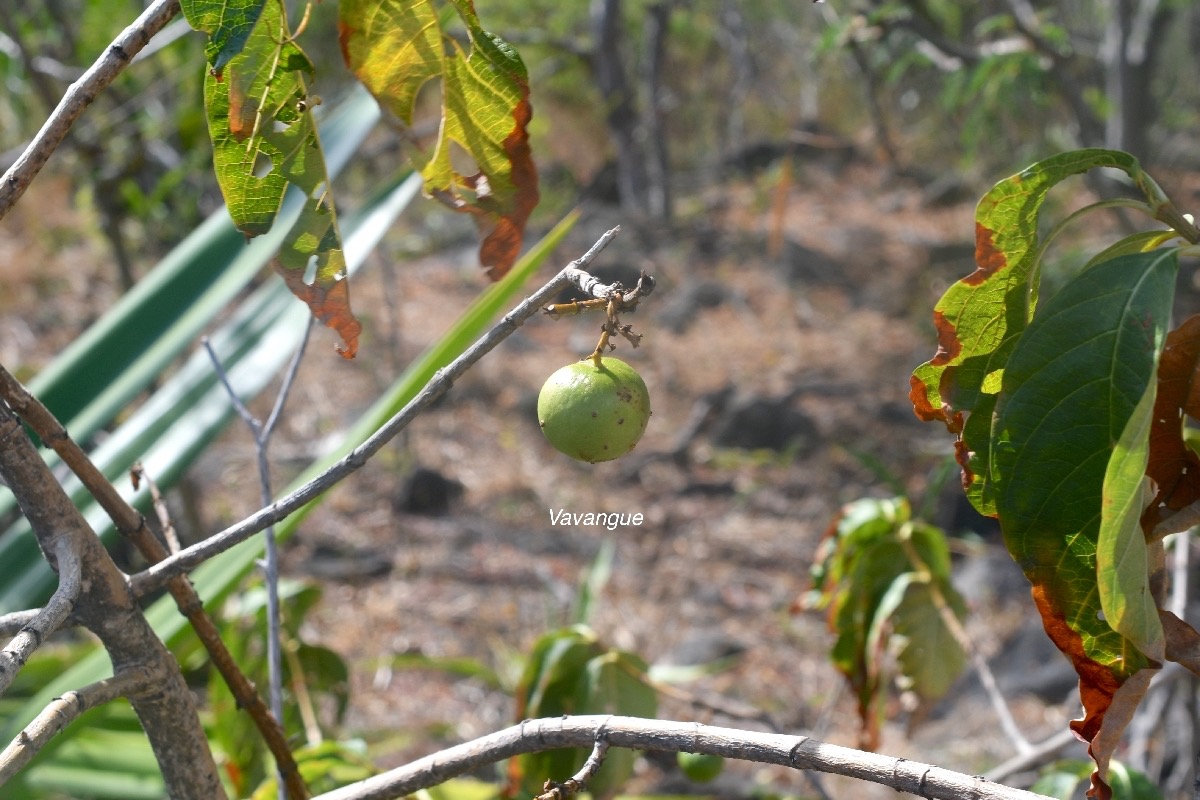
179, 0, 266, 75
339, 0, 539, 279
200, 1, 361, 356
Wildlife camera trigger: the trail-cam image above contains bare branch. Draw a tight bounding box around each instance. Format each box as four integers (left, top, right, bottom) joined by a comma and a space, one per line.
0, 366, 308, 799
0, 611, 54, 640
0, 396, 225, 798
129, 227, 622, 596
984, 729, 1080, 784
311, 715, 1056, 800
0, 539, 80, 698
0, 666, 149, 784
205, 318, 315, 800
0, 0, 181, 221
132, 463, 182, 554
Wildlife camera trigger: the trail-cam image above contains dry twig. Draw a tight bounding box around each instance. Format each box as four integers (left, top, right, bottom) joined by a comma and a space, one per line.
0, 666, 150, 783
0, 539, 79, 697
534, 736, 610, 800
0, 366, 310, 800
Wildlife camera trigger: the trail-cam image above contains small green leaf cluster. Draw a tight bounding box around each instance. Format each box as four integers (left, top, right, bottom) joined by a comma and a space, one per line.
512, 625, 657, 799
807, 497, 966, 748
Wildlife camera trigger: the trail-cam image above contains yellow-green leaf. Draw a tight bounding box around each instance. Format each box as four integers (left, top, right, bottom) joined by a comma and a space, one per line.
339, 0, 539, 279
200, 0, 361, 356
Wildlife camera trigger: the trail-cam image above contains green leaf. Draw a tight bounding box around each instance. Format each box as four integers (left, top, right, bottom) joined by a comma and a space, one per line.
1098, 387, 1164, 661
574, 651, 657, 798
384, 652, 503, 690
870, 572, 965, 701
340, 0, 540, 279
1083, 230, 1174, 271
178, 0, 266, 74
911, 149, 1153, 515
424, 777, 502, 800
810, 498, 965, 746
514, 627, 604, 797
992, 249, 1177, 728
573, 538, 616, 626
250, 741, 377, 799
516, 626, 601, 720
203, 0, 362, 356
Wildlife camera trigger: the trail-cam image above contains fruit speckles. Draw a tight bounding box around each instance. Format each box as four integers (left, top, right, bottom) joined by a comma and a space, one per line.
537, 357, 651, 463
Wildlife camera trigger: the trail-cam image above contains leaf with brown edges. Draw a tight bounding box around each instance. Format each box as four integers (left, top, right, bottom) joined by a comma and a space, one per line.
911, 149, 1148, 516
339, 0, 539, 279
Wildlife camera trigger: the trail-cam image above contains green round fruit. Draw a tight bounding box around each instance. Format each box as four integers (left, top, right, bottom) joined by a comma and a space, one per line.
537, 357, 651, 463
677, 752, 724, 783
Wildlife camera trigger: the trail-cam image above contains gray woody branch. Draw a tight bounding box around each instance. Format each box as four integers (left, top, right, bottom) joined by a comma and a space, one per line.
0, 0, 180, 220
0, 539, 79, 697
0, 398, 226, 799
0, 666, 150, 783
310, 716, 1055, 800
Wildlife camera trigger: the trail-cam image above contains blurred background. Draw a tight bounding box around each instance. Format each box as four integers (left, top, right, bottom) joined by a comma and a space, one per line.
3, 2, 1200, 799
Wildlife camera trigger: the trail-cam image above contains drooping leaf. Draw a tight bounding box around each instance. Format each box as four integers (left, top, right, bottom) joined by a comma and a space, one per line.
202, 0, 361, 356
991, 249, 1177, 797
910, 149, 1152, 516
809, 498, 966, 749
339, 0, 540, 279
871, 572, 966, 703
1097, 388, 1163, 661
178, 0, 266, 75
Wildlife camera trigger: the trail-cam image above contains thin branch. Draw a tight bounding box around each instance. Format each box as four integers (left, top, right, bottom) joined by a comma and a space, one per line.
0, 539, 80, 698
0, 365, 310, 800
534, 735, 610, 800
0, 666, 149, 784
204, 317, 314, 800
542, 269, 656, 319
310, 715, 1056, 800
983, 728, 1080, 784
0, 0, 181, 221
0, 610, 51, 639
133, 463, 182, 554
129, 227, 622, 597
